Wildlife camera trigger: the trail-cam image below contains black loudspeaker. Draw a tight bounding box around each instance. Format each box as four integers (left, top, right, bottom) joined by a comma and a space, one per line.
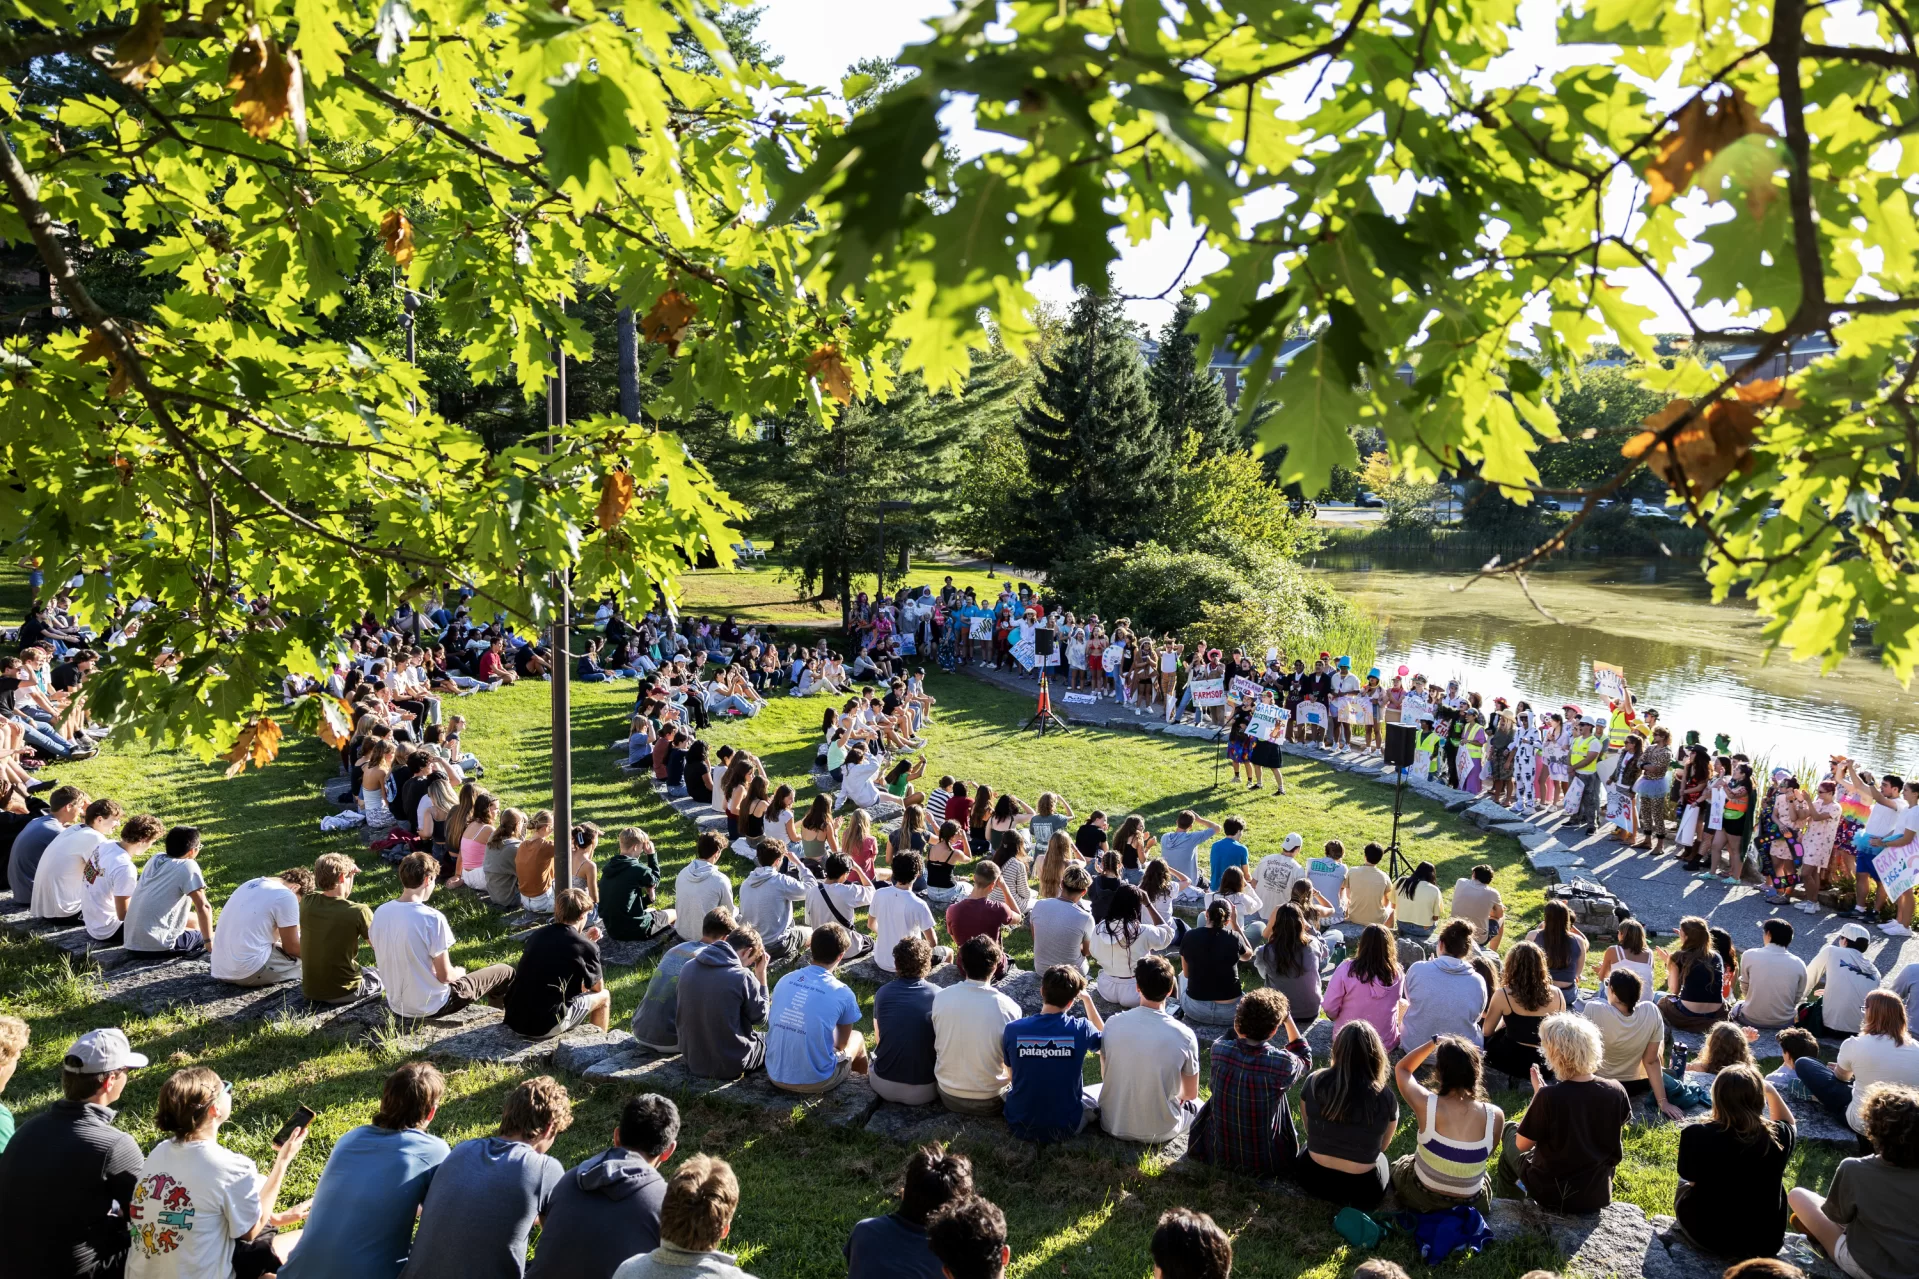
1033, 627, 1055, 657
1384, 722, 1417, 769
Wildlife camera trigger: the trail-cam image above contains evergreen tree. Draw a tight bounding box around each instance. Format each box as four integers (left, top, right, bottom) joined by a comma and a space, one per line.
1150, 294, 1240, 460
1013, 288, 1172, 562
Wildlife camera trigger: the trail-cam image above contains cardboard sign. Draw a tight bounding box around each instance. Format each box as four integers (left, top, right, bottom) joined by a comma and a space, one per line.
1250, 705, 1286, 739
1231, 676, 1263, 701
1189, 679, 1226, 706
969, 615, 993, 640
1062, 692, 1098, 705
1592, 661, 1628, 703
1297, 701, 1328, 727
1011, 636, 1036, 670
1400, 692, 1431, 723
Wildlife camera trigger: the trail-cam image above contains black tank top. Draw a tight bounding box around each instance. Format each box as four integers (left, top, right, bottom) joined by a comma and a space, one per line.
741, 808, 765, 839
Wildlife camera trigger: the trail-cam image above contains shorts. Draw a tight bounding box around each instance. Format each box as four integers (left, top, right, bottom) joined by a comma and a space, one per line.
773, 1054, 854, 1095
461, 865, 489, 891
1835, 1234, 1873, 1279
531, 993, 600, 1040
1857, 847, 1879, 883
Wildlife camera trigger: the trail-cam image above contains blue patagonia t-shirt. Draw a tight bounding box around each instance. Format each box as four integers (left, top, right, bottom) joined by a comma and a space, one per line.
1002, 1012, 1102, 1142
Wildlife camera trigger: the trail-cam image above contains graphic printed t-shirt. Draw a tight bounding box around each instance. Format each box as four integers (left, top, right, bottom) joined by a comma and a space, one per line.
125, 1138, 262, 1279
209, 878, 301, 981
767, 964, 863, 1085
370, 899, 457, 1017
1003, 1011, 1101, 1141
1252, 853, 1305, 911
80, 842, 140, 941
124, 855, 206, 952
1305, 856, 1348, 924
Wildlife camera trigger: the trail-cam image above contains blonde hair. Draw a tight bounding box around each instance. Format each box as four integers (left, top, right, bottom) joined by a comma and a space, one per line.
1538, 1012, 1602, 1078
660, 1154, 740, 1252
313, 853, 359, 892
154, 1067, 223, 1139
0, 1015, 27, 1069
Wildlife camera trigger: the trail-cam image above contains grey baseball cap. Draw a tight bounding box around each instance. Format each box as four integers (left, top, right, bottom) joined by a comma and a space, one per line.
63, 1028, 148, 1074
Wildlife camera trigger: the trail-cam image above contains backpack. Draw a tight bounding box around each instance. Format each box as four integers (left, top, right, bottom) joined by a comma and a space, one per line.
1400, 1205, 1494, 1264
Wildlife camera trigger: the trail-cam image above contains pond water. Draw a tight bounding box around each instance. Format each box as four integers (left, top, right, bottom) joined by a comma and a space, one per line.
1307, 549, 1919, 771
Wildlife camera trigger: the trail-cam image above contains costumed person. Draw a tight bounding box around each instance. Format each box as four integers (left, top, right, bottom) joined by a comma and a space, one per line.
1228, 696, 1256, 787
1509, 704, 1540, 817
1251, 689, 1287, 795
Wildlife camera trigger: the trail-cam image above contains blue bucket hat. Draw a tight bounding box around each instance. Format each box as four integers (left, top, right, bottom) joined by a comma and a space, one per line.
1336, 655, 1351, 668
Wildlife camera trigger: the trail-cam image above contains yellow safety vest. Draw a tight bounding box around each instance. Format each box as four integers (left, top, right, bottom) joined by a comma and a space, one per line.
1607, 709, 1631, 751
1571, 737, 1602, 774
1465, 734, 1485, 761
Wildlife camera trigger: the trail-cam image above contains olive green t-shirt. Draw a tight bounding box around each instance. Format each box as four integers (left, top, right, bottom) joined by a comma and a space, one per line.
301, 892, 373, 1001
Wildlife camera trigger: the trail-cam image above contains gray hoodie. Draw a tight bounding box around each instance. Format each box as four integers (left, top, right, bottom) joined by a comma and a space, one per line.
677, 940, 767, 1079
1399, 953, 1488, 1048
673, 859, 734, 943
738, 864, 808, 942
524, 1147, 666, 1279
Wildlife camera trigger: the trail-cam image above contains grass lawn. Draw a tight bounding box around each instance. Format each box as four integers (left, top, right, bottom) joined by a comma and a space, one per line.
0, 669, 1844, 1277
678, 557, 1033, 628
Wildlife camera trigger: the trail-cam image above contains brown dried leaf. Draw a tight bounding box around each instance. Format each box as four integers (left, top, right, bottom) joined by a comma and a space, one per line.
640, 289, 696, 355
316, 696, 354, 749
77, 327, 133, 397
109, 3, 172, 87
228, 27, 295, 139
1733, 377, 1802, 411
595, 469, 636, 531
379, 209, 415, 265
1623, 397, 1759, 495
111, 454, 134, 484
1645, 89, 1773, 206
806, 343, 854, 405
222, 717, 282, 776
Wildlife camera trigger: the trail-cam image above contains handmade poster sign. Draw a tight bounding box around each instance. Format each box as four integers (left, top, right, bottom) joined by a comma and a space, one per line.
1592, 661, 1628, 703
1062, 692, 1098, 705
1399, 692, 1431, 724
1011, 636, 1036, 670
1189, 679, 1226, 707
1297, 701, 1328, 727
1250, 705, 1286, 739
1231, 676, 1263, 701
1880, 843, 1919, 900
898, 635, 916, 656
969, 615, 992, 640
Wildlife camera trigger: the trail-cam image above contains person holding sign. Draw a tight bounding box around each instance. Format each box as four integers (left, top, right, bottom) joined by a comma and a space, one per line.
1249, 692, 1286, 794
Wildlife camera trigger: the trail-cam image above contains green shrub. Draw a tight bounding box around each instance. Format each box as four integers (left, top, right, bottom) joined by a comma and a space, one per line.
1045, 541, 1377, 662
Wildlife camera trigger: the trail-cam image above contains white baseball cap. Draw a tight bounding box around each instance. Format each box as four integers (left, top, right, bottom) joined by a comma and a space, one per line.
64, 1028, 148, 1074
1282, 832, 1303, 852
1835, 921, 1872, 944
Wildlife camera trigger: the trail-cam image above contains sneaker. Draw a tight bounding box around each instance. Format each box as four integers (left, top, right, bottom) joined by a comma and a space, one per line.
1794, 900, 1822, 914
1880, 922, 1913, 937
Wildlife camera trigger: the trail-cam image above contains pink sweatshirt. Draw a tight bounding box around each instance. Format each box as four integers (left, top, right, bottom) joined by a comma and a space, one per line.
1320, 959, 1405, 1051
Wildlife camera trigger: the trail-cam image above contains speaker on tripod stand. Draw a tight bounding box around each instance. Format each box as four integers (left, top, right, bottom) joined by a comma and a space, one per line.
1381, 722, 1418, 878
1023, 624, 1070, 736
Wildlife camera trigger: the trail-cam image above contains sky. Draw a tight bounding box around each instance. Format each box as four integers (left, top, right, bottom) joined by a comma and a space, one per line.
746, 0, 1866, 337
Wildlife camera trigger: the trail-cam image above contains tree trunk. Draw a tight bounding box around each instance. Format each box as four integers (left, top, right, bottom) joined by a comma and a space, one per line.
896, 541, 909, 574
616, 307, 641, 422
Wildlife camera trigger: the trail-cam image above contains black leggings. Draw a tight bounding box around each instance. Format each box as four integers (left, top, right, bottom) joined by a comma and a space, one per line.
1292, 1150, 1389, 1210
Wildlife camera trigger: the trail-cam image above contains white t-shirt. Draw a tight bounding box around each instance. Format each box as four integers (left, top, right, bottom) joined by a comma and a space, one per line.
125, 1137, 262, 1279
81, 842, 140, 941
1305, 857, 1349, 924
1863, 794, 1908, 839
930, 979, 1022, 1099
803, 878, 873, 931
1030, 896, 1096, 973
370, 898, 458, 1017
1098, 1006, 1199, 1142
30, 824, 105, 919
1806, 943, 1883, 1035
210, 879, 301, 982
869, 886, 935, 973
1090, 920, 1177, 1003
1836, 1032, 1919, 1133
1251, 853, 1305, 913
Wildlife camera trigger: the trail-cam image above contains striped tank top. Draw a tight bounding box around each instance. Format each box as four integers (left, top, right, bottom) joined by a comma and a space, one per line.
1413, 1094, 1499, 1199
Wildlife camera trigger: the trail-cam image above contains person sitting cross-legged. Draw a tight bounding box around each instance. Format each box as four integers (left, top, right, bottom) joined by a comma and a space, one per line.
279, 1062, 449, 1279
400, 1076, 571, 1279
211, 866, 314, 988
871, 936, 942, 1105
1095, 955, 1201, 1143
632, 908, 732, 1055
299, 852, 383, 1005
768, 924, 869, 1094
600, 827, 676, 942
946, 862, 1018, 981
610, 1154, 755, 1279
1002, 964, 1106, 1143
121, 822, 214, 958
1495, 1013, 1631, 1213
1787, 1082, 1919, 1279
932, 936, 1022, 1115
370, 851, 516, 1019
678, 923, 770, 1081
525, 1094, 679, 1279
1790, 990, 1919, 1139
79, 814, 161, 947
1294, 1020, 1402, 1209
845, 1145, 974, 1279
503, 887, 611, 1039
1389, 1035, 1506, 1214
1188, 987, 1311, 1176
739, 838, 812, 964
1673, 1065, 1797, 1261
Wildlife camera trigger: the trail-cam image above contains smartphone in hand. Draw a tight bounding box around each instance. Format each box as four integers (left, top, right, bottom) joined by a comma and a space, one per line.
273, 1104, 316, 1148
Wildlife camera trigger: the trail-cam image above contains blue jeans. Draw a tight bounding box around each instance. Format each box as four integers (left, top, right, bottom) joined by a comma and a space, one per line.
711, 694, 755, 717
21, 720, 77, 757
1794, 1057, 1856, 1129
578, 671, 611, 683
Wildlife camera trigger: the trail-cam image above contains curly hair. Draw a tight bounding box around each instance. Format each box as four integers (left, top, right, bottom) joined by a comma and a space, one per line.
1500, 941, 1554, 1013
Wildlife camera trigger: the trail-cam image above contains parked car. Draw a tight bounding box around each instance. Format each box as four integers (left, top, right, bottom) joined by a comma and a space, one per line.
1630, 499, 1675, 520
1355, 490, 1385, 508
